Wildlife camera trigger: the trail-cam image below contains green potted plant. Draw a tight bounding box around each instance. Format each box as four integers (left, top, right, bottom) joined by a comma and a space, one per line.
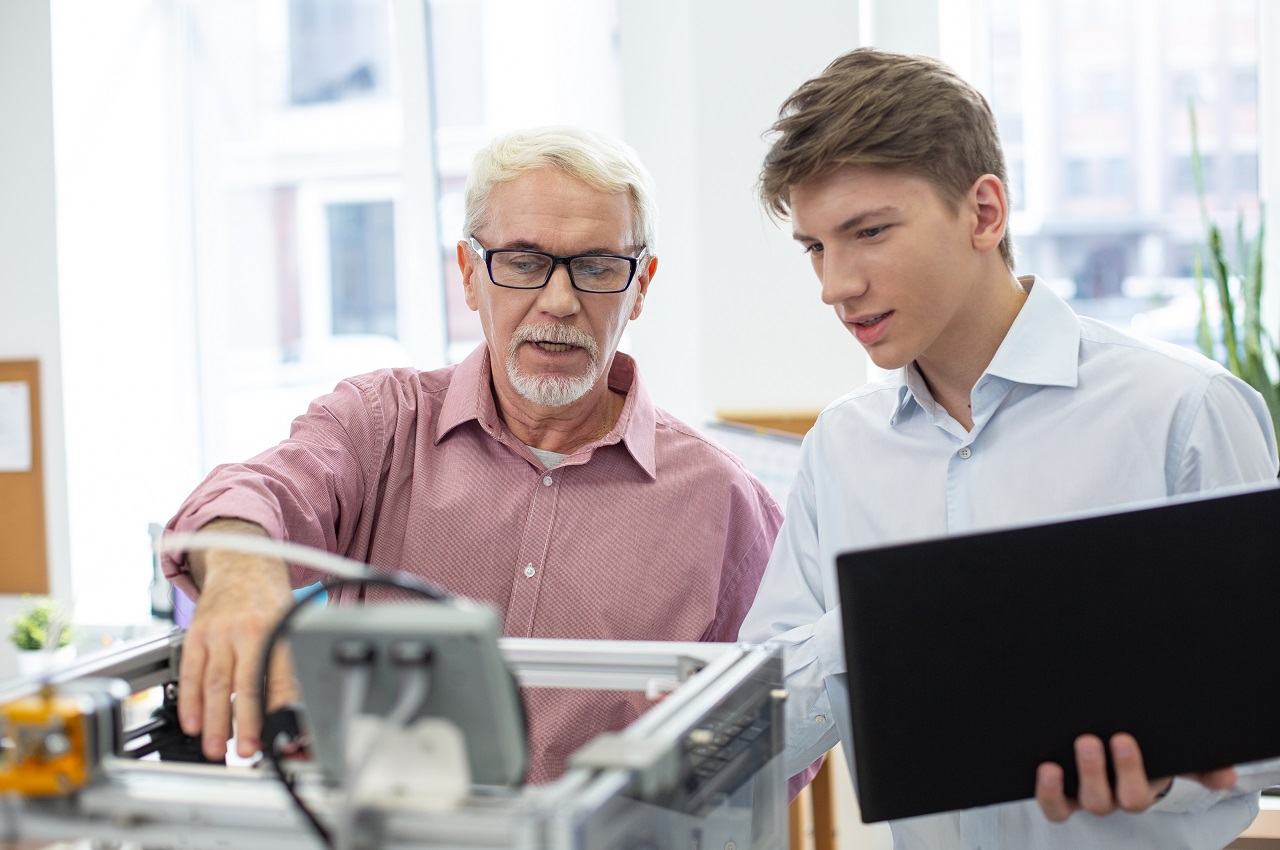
9, 596, 75, 676
1189, 102, 1280, 443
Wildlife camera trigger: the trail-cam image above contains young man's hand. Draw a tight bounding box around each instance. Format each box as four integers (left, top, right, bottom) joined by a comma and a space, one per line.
1034, 732, 1237, 821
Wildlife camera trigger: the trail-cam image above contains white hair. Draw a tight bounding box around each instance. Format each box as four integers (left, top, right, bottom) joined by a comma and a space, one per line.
463, 126, 658, 253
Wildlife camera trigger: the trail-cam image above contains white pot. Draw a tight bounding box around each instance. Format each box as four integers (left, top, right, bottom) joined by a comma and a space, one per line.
14, 644, 77, 677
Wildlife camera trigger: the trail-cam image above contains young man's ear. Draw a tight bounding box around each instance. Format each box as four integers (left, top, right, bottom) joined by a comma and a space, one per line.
629, 255, 659, 321
457, 241, 481, 311
968, 174, 1008, 258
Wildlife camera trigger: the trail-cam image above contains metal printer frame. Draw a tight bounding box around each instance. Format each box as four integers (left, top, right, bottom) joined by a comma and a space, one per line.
1, 629, 787, 850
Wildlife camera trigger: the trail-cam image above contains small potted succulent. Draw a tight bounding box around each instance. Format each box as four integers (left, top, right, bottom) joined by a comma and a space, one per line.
9, 596, 75, 676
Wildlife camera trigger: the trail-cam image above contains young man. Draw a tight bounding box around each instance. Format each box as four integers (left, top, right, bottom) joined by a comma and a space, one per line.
740, 48, 1280, 848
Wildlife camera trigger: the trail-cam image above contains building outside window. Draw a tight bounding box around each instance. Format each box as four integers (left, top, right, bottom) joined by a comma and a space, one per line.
956, 0, 1261, 347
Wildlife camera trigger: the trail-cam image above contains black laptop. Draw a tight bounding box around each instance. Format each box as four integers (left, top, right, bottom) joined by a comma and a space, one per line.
835, 483, 1280, 823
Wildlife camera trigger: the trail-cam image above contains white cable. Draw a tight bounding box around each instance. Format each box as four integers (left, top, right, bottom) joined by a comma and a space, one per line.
338, 666, 373, 763
334, 664, 372, 850
156, 531, 373, 581
384, 668, 431, 731
335, 666, 431, 850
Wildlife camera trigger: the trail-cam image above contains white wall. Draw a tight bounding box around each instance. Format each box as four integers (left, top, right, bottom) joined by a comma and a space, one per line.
864, 0, 940, 56
0, 1, 72, 619
617, 0, 869, 423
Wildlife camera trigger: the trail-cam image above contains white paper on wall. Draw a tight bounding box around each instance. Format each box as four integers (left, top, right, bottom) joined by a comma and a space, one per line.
0, 381, 33, 473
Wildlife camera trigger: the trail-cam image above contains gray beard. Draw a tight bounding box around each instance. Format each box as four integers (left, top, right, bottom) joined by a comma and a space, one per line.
505, 356, 601, 407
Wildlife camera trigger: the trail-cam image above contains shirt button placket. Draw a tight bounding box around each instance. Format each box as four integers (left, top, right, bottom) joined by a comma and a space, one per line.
945, 440, 975, 532
506, 468, 560, 638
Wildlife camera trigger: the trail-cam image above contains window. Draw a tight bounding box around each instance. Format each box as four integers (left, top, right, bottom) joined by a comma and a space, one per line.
1007, 158, 1027, 211
50, 0, 623, 622
1172, 154, 1210, 196
327, 201, 397, 337
1233, 153, 1259, 193
1101, 158, 1129, 195
953, 0, 1261, 342
425, 0, 625, 362
287, 0, 392, 105
1232, 66, 1259, 104
1064, 159, 1091, 197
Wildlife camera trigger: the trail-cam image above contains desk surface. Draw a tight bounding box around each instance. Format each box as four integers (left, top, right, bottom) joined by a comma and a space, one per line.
1243, 794, 1280, 839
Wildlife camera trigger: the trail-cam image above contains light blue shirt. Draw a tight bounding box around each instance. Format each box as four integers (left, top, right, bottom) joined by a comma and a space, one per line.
740, 277, 1280, 850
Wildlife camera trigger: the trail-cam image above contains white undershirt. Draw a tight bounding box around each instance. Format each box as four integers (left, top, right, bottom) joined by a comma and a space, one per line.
526, 444, 568, 469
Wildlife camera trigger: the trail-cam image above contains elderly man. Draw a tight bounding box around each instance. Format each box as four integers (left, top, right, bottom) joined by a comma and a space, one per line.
163, 126, 782, 782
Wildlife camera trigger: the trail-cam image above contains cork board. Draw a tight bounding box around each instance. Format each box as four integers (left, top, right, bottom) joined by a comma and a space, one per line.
0, 359, 48, 593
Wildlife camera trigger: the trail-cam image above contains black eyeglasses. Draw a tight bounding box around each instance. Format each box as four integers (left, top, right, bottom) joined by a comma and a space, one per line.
468, 237, 647, 294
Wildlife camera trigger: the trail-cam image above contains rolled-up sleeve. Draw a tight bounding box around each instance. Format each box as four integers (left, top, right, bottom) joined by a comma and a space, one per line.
162, 378, 379, 596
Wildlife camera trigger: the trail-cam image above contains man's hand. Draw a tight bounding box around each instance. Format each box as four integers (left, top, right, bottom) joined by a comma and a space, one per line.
178, 519, 299, 760
1035, 732, 1238, 822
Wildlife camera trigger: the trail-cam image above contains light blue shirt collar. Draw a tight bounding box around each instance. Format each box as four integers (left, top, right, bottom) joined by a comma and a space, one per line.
890, 275, 1081, 427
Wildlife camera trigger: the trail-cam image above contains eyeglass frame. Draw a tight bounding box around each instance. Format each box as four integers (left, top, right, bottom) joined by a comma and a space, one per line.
467, 236, 648, 294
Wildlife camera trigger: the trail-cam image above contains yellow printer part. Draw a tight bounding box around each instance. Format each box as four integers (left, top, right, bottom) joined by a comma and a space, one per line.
0, 680, 125, 797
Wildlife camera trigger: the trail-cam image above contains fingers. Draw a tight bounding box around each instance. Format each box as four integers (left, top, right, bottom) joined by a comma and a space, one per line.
177, 635, 206, 736
1075, 734, 1114, 815
231, 634, 265, 758
265, 643, 301, 712
1035, 735, 1144, 825
233, 639, 301, 757
201, 638, 234, 761
1037, 732, 1238, 826
1191, 766, 1238, 791
1110, 733, 1156, 813
184, 624, 291, 760
1035, 761, 1076, 823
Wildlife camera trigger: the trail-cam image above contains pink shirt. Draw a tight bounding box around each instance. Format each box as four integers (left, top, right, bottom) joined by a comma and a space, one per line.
164, 345, 782, 782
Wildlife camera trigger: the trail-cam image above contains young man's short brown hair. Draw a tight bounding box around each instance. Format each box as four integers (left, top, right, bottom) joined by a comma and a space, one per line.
760, 48, 1015, 269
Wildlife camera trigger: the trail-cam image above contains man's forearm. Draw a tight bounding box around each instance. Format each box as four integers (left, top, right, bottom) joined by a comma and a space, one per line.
189, 518, 289, 591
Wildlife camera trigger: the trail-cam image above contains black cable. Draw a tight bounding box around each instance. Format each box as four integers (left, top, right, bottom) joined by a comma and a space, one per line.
122, 717, 169, 742
257, 573, 448, 849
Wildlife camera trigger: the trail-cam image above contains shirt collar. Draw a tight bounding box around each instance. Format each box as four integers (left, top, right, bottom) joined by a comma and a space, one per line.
435, 343, 658, 480
889, 275, 1081, 426
889, 367, 928, 426
983, 275, 1081, 388
435, 344, 505, 442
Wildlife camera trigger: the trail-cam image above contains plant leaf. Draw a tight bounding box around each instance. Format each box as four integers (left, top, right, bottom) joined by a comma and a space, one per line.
1207, 222, 1243, 374
1194, 253, 1215, 359
1240, 211, 1263, 374
1189, 102, 1243, 374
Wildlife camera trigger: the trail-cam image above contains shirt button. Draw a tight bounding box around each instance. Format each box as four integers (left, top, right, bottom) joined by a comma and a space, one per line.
958, 446, 972, 459
523, 564, 536, 578
814, 714, 827, 724
542, 475, 554, 486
